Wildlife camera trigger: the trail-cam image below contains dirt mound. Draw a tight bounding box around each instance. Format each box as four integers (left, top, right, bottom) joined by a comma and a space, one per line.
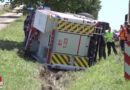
38, 65, 71, 90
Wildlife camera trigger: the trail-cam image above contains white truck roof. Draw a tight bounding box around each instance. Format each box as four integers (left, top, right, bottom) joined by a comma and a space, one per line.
38, 9, 97, 24
33, 9, 97, 33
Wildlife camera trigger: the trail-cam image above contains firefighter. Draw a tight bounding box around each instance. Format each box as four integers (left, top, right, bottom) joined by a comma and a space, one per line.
99, 34, 106, 60
125, 24, 130, 40
119, 23, 130, 52
98, 22, 109, 60
119, 25, 126, 52
24, 15, 30, 46
24, 16, 30, 35
105, 27, 117, 56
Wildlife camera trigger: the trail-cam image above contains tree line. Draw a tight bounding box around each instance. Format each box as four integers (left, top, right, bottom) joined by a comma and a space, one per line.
11, 0, 101, 19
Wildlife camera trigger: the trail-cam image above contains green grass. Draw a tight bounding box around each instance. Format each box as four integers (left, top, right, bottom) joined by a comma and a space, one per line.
0, 15, 130, 90
67, 48, 130, 90
0, 7, 12, 15
0, 16, 44, 90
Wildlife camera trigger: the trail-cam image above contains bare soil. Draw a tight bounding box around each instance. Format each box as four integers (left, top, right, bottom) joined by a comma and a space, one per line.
38, 65, 74, 90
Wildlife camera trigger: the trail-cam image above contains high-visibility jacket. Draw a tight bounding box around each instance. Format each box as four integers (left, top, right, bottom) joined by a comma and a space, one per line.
120, 28, 130, 41
125, 29, 130, 41
120, 29, 126, 40
105, 31, 114, 42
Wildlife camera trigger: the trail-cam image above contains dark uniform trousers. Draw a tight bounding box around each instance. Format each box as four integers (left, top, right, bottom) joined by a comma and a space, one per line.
120, 40, 125, 51
107, 42, 117, 56
99, 35, 106, 60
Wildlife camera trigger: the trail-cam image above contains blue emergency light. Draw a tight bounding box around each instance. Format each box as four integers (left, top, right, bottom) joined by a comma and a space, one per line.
27, 7, 34, 11
44, 7, 51, 10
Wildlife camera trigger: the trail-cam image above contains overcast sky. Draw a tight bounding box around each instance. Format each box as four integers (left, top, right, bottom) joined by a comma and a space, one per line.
98, 0, 129, 30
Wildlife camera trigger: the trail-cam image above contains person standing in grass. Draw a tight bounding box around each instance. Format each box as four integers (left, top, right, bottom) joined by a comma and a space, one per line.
119, 25, 126, 52
24, 15, 30, 46
105, 27, 118, 56
99, 34, 106, 60
119, 23, 130, 52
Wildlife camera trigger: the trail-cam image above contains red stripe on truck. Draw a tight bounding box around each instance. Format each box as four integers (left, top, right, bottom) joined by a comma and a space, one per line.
77, 35, 82, 56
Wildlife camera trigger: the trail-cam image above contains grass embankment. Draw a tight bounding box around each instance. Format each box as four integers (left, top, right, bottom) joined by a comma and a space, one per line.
0, 15, 130, 90
0, 16, 43, 90
68, 48, 130, 90
0, 7, 12, 15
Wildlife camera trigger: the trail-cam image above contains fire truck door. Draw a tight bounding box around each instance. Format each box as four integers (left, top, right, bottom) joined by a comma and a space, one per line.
78, 36, 90, 56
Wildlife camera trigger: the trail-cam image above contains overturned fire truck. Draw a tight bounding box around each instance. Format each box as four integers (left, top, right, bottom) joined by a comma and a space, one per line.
24, 8, 109, 70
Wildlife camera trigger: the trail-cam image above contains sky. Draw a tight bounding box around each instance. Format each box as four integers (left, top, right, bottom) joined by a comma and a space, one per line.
98, 0, 129, 30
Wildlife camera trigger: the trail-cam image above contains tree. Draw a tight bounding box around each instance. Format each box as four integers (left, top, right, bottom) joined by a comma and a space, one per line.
11, 0, 101, 19
0, 0, 4, 2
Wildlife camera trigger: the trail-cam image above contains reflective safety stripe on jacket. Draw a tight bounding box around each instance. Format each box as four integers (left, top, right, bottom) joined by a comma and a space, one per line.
120, 29, 126, 40
105, 31, 114, 42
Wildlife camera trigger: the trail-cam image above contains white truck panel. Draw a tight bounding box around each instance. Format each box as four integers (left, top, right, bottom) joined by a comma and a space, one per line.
78, 36, 90, 56
52, 31, 90, 56
37, 32, 50, 62
33, 10, 48, 33
52, 32, 79, 55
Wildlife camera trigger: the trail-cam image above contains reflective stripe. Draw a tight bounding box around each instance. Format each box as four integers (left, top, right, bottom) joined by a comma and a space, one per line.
52, 54, 61, 64
120, 29, 126, 40
51, 59, 55, 64
74, 61, 79, 66
81, 57, 89, 67
86, 27, 95, 35
56, 19, 95, 35
51, 54, 70, 65
74, 56, 89, 68
75, 56, 84, 67
120, 36, 125, 40
50, 53, 89, 68
57, 54, 67, 65
65, 22, 73, 31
